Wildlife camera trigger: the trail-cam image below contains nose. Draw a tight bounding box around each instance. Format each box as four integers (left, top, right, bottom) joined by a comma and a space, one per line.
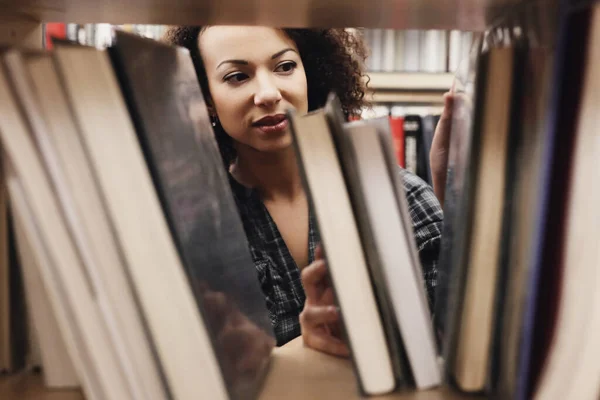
253, 71, 282, 108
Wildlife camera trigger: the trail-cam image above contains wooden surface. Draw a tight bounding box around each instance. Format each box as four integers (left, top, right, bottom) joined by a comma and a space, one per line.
259, 337, 471, 400
366, 72, 453, 105
0, 0, 521, 30
367, 72, 455, 91
0, 338, 477, 400
0, 15, 42, 49
0, 372, 83, 400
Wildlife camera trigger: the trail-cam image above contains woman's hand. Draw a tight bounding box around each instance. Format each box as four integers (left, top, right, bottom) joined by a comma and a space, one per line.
430, 90, 455, 205
299, 245, 350, 357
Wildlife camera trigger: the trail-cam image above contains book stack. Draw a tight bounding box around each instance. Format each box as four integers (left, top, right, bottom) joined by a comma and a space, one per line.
0, 31, 275, 400
435, 1, 600, 399
362, 29, 474, 73
288, 94, 442, 396
0, 28, 444, 399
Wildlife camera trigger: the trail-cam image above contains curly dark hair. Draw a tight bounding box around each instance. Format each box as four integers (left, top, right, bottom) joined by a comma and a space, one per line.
162, 26, 370, 166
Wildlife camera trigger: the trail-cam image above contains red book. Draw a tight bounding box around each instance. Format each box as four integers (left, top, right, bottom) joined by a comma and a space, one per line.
44, 23, 67, 50
389, 116, 405, 167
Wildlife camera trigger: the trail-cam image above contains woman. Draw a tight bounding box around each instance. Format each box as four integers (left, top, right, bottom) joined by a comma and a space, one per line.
163, 26, 452, 357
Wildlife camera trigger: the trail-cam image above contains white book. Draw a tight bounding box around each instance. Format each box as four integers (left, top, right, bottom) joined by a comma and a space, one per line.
363, 29, 374, 70
394, 30, 405, 71
382, 29, 396, 72
448, 30, 462, 73
53, 43, 228, 400
420, 30, 447, 73
371, 29, 384, 71
461, 32, 474, 69
403, 30, 421, 72
7, 51, 168, 400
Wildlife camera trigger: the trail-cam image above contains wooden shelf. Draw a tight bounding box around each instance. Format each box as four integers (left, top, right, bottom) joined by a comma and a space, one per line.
365, 72, 452, 104
367, 91, 446, 104
0, 338, 479, 400
0, 372, 83, 400
367, 72, 455, 91
260, 337, 472, 400
0, 0, 520, 30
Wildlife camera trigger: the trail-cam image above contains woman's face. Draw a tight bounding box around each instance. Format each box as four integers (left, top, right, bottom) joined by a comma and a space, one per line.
199, 26, 309, 155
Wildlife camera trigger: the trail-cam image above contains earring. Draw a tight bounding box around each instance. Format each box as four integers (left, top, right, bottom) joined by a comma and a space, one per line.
210, 114, 219, 127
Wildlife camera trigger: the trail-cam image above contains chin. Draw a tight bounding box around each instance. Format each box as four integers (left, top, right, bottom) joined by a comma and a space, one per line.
256, 131, 294, 153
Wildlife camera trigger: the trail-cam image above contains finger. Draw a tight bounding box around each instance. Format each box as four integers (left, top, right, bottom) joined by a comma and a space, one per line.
315, 243, 323, 261
303, 331, 351, 358
321, 286, 336, 305
440, 92, 455, 121
301, 259, 328, 299
300, 305, 340, 327
433, 95, 454, 153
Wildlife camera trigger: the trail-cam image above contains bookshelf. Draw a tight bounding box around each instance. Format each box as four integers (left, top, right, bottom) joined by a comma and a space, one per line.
1, 0, 517, 29
368, 72, 454, 91
366, 72, 453, 104
1, 337, 480, 400
0, 1, 569, 400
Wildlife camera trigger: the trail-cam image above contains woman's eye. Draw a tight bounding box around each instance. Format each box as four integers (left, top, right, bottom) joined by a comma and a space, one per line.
223, 72, 249, 84
275, 61, 297, 74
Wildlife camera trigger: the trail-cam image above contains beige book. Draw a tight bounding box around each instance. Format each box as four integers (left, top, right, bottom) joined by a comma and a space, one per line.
11, 172, 79, 388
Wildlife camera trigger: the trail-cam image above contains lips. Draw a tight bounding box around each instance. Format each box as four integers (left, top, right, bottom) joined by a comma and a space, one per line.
252, 114, 289, 135
252, 114, 287, 127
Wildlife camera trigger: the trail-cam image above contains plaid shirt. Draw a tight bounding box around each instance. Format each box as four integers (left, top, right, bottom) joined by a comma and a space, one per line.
230, 168, 443, 346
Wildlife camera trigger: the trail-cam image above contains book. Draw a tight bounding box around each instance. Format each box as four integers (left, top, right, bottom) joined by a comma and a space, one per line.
403, 115, 421, 176
389, 116, 405, 167
288, 104, 396, 396
325, 106, 411, 390
11, 173, 79, 388
453, 45, 522, 393
403, 31, 421, 72
495, 45, 553, 399
421, 114, 440, 185
108, 30, 275, 400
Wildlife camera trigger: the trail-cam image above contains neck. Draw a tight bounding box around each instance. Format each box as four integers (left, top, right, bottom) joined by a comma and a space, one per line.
233, 144, 303, 201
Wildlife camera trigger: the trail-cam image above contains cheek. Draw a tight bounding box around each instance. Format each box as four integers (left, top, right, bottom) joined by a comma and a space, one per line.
211, 88, 247, 137
281, 71, 309, 114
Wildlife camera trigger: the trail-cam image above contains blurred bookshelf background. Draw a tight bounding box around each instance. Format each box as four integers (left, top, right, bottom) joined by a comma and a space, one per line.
42, 23, 475, 186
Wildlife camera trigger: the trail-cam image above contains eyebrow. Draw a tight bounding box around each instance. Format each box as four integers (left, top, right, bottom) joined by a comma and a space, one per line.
216, 48, 298, 69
